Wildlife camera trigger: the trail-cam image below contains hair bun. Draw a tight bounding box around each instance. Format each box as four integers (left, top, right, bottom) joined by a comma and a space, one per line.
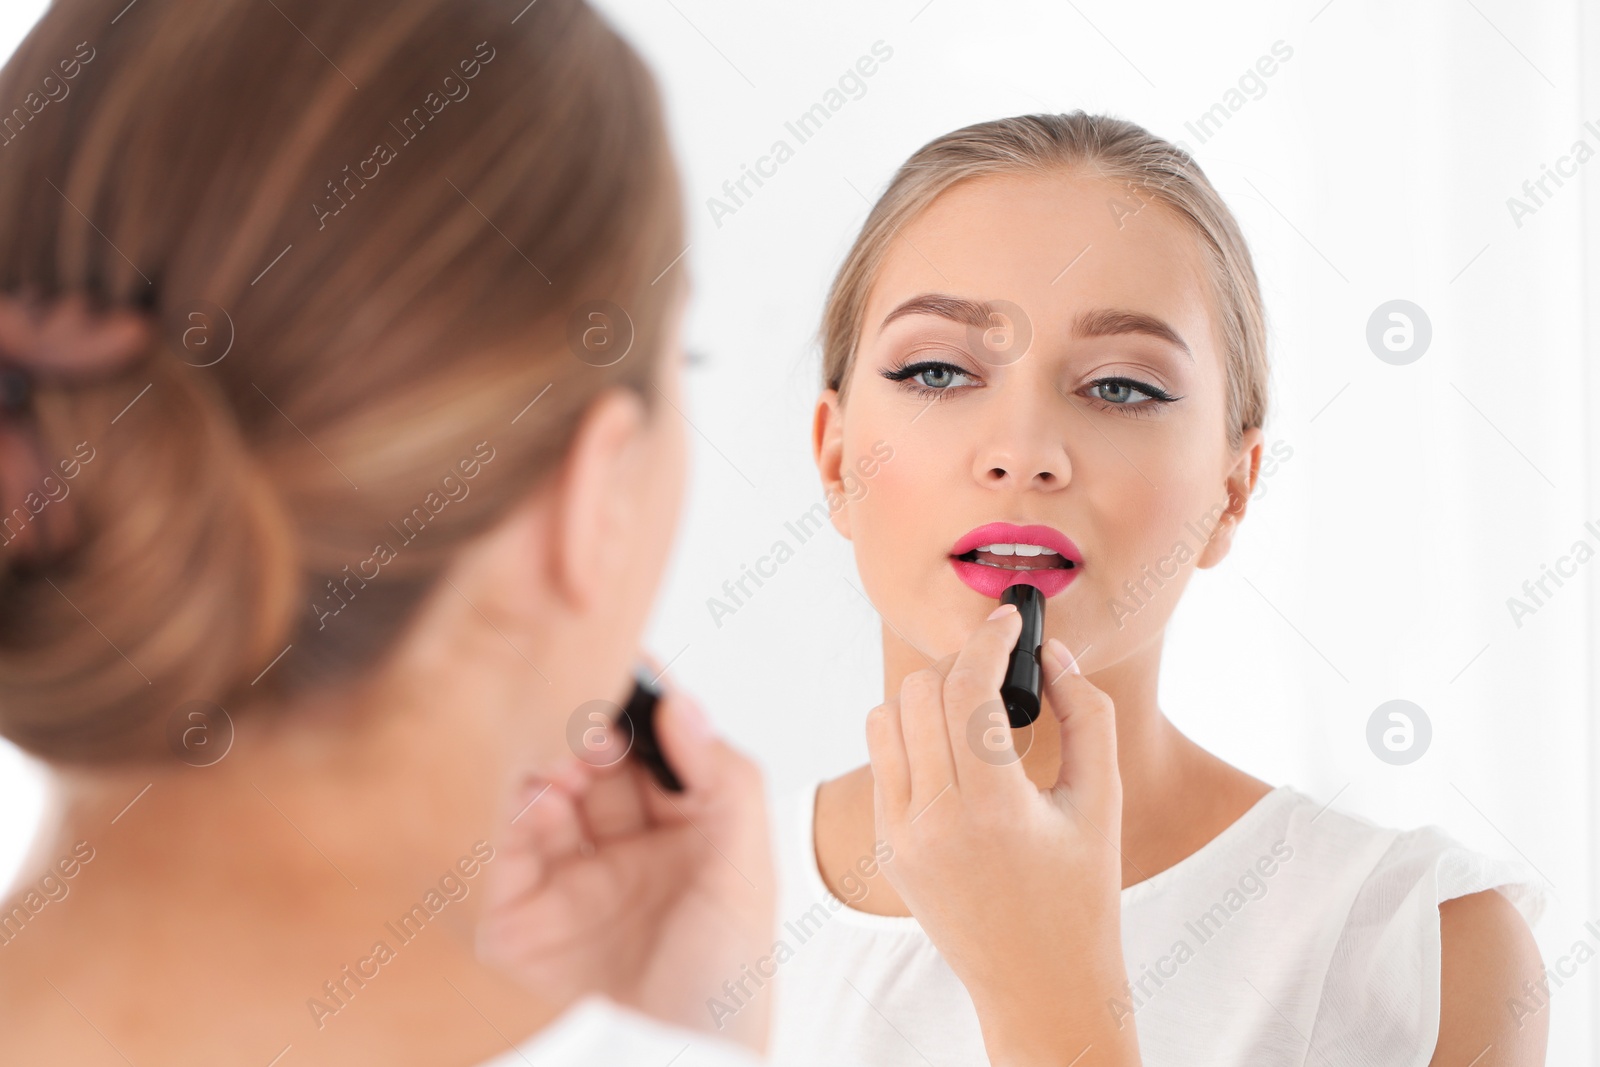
0, 346, 301, 762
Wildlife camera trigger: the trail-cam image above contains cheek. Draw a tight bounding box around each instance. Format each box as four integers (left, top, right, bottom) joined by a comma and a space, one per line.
840, 422, 957, 608
843, 418, 933, 539
1092, 476, 1203, 574
1077, 471, 1222, 646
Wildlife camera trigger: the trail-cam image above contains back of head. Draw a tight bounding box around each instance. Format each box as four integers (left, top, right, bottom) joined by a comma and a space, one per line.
0, 0, 684, 763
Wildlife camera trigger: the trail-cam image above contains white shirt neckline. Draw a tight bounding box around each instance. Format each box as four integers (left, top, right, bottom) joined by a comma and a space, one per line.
797, 777, 1301, 930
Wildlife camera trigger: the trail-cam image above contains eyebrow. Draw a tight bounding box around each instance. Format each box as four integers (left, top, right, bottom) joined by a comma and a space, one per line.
879, 292, 992, 331
1073, 307, 1191, 360
877, 292, 1192, 360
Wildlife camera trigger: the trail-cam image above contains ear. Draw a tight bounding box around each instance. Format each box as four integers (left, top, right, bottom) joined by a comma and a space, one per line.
812, 388, 851, 539
1196, 426, 1264, 570
549, 386, 650, 609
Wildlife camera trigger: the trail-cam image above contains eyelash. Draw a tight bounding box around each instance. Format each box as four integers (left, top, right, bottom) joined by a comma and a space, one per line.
1084, 376, 1183, 413
880, 359, 976, 403
879, 359, 1183, 413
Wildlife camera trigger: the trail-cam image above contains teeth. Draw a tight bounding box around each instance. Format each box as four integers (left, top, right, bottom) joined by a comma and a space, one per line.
975, 543, 1058, 557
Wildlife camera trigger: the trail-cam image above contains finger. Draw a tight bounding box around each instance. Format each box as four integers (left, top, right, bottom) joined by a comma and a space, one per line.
641, 687, 761, 825
573, 759, 651, 841
1040, 638, 1121, 827
943, 604, 1026, 787
520, 778, 590, 859
640, 691, 773, 929
482, 775, 585, 915
864, 699, 909, 820
896, 665, 958, 811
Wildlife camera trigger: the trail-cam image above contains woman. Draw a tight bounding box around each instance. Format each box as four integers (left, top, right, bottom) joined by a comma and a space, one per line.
771, 113, 1549, 1066
0, 0, 770, 1063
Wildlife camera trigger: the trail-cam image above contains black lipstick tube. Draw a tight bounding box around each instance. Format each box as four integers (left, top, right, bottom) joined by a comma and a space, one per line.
617, 663, 685, 792
998, 584, 1045, 728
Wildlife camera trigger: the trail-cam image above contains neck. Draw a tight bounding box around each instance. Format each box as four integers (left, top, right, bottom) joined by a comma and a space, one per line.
5, 669, 570, 1065
29, 671, 516, 938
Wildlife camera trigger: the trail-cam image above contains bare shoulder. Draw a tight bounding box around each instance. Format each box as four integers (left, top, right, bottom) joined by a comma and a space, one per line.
1430, 888, 1546, 1066
1185, 738, 1274, 807
812, 764, 874, 872
1164, 734, 1276, 841
812, 764, 907, 916
814, 764, 872, 828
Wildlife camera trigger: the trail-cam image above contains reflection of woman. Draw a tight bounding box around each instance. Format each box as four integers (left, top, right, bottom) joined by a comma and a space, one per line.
772, 113, 1548, 1066
0, 2, 770, 1064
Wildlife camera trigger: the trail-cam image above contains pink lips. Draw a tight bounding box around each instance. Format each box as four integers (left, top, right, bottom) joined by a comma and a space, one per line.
949, 521, 1083, 598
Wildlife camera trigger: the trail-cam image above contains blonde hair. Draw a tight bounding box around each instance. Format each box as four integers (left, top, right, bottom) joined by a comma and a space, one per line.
0, 0, 683, 762
819, 112, 1268, 448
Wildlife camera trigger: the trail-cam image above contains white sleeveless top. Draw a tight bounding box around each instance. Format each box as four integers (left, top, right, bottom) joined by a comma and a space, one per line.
770, 781, 1547, 1067
473, 995, 765, 1066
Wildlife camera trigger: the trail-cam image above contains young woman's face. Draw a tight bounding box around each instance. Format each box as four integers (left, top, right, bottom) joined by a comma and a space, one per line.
815, 171, 1262, 673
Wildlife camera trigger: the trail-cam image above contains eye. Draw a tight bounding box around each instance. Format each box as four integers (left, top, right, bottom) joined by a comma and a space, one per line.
881, 359, 979, 398
1083, 376, 1180, 410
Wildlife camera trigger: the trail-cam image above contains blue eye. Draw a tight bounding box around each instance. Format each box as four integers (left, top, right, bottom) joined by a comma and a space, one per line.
881, 360, 978, 397
1085, 376, 1179, 407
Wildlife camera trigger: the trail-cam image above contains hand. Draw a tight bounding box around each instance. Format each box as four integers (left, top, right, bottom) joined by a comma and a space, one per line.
477, 683, 775, 1054
864, 603, 1139, 1065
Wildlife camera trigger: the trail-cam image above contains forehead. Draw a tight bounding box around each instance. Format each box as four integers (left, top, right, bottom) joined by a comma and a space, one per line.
861, 170, 1219, 356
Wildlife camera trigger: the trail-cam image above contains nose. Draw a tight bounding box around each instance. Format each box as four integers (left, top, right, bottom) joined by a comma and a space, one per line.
972, 412, 1071, 491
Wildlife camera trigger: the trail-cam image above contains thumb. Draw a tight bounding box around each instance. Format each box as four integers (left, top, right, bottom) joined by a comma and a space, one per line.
1039, 638, 1121, 828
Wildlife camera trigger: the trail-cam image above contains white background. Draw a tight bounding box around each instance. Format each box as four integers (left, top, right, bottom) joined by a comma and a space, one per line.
2, 0, 1595, 1062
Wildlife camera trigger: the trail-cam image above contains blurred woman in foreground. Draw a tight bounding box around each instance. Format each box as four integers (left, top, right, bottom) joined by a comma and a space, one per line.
0, 1, 771, 1063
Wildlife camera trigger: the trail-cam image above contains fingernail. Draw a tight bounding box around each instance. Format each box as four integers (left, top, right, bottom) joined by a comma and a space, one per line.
987, 603, 1018, 621
1046, 637, 1080, 674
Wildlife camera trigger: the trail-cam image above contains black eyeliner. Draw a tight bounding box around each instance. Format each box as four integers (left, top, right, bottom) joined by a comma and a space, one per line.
881, 359, 967, 381
1088, 375, 1183, 403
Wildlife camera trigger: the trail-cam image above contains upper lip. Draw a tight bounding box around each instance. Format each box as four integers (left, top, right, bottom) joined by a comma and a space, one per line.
949, 522, 1083, 565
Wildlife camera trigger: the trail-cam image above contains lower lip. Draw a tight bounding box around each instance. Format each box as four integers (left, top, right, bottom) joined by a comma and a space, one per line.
949, 557, 1079, 598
